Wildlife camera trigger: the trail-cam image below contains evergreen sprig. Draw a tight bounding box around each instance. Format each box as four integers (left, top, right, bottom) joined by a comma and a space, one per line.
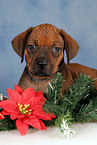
0, 116, 16, 131
43, 72, 64, 116
43, 73, 97, 128
62, 74, 96, 111
74, 89, 97, 122
55, 111, 75, 138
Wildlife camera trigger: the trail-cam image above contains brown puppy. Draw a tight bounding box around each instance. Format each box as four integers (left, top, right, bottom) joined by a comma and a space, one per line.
11, 24, 97, 93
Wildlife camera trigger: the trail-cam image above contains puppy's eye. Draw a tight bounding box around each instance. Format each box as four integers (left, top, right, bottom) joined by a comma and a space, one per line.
27, 44, 36, 52
52, 47, 61, 54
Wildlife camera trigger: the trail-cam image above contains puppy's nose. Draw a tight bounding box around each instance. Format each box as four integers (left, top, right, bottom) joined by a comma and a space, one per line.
38, 61, 47, 66
36, 58, 48, 67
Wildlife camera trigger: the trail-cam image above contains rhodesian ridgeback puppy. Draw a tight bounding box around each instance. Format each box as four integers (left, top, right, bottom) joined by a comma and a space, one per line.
11, 23, 97, 93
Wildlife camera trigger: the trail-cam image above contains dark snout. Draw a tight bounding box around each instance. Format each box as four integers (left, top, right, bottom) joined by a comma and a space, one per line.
27, 48, 54, 77
36, 57, 49, 68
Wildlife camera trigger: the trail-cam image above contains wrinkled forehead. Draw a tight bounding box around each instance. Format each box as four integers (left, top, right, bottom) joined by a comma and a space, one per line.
33, 24, 59, 35
27, 25, 64, 46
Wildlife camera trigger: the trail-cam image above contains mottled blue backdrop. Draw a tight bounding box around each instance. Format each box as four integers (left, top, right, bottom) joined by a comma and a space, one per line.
0, 0, 97, 95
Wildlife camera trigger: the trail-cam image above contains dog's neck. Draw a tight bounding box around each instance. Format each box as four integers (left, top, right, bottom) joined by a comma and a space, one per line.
18, 64, 74, 93
18, 66, 52, 93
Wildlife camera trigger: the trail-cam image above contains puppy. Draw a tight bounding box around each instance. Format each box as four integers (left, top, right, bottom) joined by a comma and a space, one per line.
11, 23, 97, 93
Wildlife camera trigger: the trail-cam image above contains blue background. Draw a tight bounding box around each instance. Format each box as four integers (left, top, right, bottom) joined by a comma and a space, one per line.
0, 0, 97, 96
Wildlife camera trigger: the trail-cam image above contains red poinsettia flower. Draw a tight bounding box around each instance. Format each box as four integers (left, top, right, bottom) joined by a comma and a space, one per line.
0, 84, 56, 135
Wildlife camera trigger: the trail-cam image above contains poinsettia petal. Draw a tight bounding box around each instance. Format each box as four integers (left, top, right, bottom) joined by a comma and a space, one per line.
22, 88, 35, 104
31, 104, 43, 110
16, 118, 29, 136
30, 97, 44, 108
14, 84, 24, 94
10, 111, 21, 120
33, 109, 51, 120
1, 109, 10, 115
17, 114, 26, 119
39, 120, 47, 130
49, 113, 56, 118
35, 91, 43, 98
25, 116, 42, 130
0, 100, 17, 113
7, 89, 22, 104
25, 97, 35, 106
35, 91, 45, 104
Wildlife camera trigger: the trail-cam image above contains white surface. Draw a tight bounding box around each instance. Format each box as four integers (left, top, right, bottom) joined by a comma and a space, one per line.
0, 123, 97, 145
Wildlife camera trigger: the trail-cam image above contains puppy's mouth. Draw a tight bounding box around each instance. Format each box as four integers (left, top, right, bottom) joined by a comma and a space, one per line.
29, 71, 53, 78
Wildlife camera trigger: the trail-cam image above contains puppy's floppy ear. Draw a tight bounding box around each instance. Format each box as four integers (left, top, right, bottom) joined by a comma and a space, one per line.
11, 27, 33, 63
60, 29, 79, 64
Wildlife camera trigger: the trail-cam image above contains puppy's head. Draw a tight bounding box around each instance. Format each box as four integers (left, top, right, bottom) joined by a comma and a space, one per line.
12, 24, 79, 77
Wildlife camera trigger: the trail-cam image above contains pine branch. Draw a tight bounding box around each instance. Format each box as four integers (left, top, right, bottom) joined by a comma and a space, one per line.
74, 89, 97, 122
0, 116, 16, 131
55, 111, 75, 137
62, 74, 96, 111
47, 72, 63, 103
43, 99, 64, 116
43, 72, 64, 117
44, 73, 97, 125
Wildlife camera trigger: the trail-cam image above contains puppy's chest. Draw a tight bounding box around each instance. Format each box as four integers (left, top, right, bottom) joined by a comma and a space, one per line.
18, 72, 52, 93
29, 78, 51, 93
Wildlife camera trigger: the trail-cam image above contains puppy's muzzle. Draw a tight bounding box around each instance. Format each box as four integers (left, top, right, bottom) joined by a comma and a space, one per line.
36, 57, 48, 68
